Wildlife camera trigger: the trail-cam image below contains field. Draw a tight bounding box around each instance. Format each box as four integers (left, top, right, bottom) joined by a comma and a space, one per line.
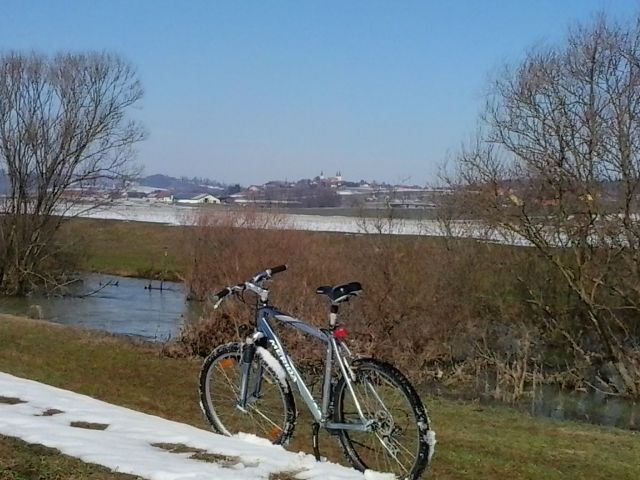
1, 315, 639, 479
59, 218, 190, 281
2, 216, 635, 478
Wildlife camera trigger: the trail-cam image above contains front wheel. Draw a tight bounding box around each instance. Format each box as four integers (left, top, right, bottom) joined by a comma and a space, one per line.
334, 358, 434, 479
199, 342, 297, 445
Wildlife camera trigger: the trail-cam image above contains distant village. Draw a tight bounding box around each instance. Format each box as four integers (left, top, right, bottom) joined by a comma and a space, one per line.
124, 172, 450, 210
0, 168, 450, 210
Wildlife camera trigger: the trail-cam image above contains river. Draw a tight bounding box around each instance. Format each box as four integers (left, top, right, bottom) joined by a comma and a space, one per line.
0, 274, 201, 341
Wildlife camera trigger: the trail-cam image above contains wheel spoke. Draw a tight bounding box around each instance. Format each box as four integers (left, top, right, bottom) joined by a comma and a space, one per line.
375, 432, 409, 474
336, 362, 428, 479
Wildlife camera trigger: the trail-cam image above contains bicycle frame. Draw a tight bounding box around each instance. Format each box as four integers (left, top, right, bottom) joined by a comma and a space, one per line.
238, 304, 372, 433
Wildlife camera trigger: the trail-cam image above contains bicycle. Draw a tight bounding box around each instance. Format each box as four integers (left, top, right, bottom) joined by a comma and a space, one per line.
198, 265, 436, 479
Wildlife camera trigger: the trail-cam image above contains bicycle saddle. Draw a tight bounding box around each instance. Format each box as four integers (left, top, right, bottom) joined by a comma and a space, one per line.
316, 282, 362, 303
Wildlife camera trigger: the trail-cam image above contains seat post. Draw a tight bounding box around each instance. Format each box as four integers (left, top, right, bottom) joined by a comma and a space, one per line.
329, 304, 339, 328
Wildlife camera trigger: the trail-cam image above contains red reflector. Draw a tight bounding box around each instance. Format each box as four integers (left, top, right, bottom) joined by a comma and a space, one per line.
334, 327, 348, 340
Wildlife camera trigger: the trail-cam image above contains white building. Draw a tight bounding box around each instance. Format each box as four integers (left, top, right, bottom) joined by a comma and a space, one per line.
175, 193, 221, 204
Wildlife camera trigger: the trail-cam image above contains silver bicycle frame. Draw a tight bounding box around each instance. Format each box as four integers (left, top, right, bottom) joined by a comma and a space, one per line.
242, 305, 372, 432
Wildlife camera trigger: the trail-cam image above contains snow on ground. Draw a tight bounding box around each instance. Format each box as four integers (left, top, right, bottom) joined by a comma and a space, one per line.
64, 202, 191, 226
64, 201, 432, 235
0, 372, 394, 480
63, 201, 510, 241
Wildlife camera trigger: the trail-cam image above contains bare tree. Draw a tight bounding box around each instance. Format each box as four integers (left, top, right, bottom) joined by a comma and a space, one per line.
0, 52, 144, 295
448, 15, 640, 397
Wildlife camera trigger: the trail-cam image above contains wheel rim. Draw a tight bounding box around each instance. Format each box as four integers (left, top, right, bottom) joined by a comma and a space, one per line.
340, 367, 421, 477
204, 351, 288, 442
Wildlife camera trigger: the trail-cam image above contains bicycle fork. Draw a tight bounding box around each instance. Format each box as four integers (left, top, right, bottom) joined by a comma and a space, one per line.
237, 333, 264, 411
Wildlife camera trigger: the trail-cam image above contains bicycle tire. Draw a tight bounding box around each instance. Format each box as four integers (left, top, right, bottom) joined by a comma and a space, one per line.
333, 358, 433, 479
199, 342, 297, 445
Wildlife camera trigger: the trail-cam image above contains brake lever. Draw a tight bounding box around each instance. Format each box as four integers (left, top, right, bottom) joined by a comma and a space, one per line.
213, 284, 245, 309
213, 296, 225, 310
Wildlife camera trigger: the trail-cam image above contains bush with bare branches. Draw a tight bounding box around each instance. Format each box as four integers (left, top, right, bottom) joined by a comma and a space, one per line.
445, 14, 640, 397
173, 208, 569, 402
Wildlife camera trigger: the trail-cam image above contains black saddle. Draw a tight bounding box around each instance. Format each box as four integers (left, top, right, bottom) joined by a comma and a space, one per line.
316, 282, 363, 304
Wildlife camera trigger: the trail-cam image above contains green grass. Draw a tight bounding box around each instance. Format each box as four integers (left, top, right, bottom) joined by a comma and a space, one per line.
0, 434, 141, 480
0, 315, 201, 422
0, 314, 638, 479
56, 215, 444, 281
59, 218, 188, 281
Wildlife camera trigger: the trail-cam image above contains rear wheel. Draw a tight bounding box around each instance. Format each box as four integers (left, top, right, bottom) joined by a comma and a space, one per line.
199, 342, 296, 445
334, 359, 433, 479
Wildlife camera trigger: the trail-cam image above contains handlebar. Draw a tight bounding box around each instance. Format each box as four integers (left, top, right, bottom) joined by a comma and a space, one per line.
252, 264, 287, 283
211, 265, 287, 309
212, 286, 232, 301
269, 264, 287, 275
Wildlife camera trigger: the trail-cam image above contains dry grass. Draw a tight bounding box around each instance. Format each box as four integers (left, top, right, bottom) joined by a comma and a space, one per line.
151, 442, 239, 464
151, 442, 204, 454
70, 421, 109, 430
269, 472, 303, 480
38, 408, 65, 416
173, 209, 570, 402
0, 396, 25, 405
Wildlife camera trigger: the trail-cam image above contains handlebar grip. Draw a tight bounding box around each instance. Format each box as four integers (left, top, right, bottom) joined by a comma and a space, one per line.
213, 287, 230, 301
268, 264, 287, 275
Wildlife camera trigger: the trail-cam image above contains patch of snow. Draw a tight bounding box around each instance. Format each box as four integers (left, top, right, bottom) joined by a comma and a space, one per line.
425, 430, 437, 463
60, 201, 528, 244
256, 346, 288, 387
0, 372, 395, 479
58, 202, 442, 236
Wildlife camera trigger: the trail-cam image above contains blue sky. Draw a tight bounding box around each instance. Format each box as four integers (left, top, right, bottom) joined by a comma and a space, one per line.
0, 1, 637, 185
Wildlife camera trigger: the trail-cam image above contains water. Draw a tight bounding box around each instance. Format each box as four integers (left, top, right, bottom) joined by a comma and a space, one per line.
0, 274, 201, 341
426, 379, 640, 431
527, 385, 639, 431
